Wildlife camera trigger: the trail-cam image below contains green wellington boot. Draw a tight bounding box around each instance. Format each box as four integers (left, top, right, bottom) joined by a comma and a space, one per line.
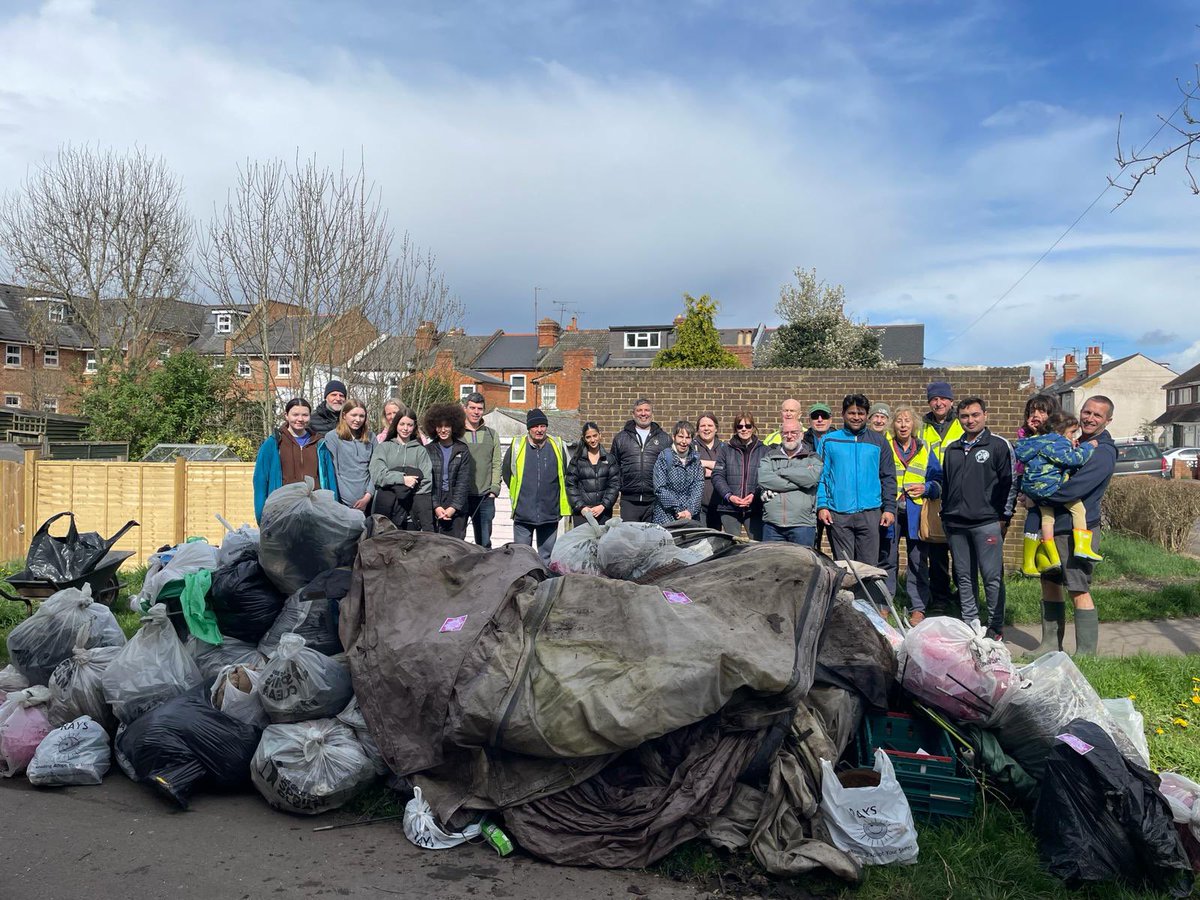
1074, 608, 1100, 656
1029, 600, 1066, 657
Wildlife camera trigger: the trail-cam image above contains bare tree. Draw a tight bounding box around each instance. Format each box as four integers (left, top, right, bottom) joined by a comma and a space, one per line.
201, 155, 462, 436
0, 145, 192, 363
1110, 62, 1200, 204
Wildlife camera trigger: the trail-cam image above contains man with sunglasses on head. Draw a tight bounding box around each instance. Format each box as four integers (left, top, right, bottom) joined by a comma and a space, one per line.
816, 394, 897, 565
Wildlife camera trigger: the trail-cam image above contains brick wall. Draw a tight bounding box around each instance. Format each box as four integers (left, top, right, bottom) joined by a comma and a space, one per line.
580, 365, 1031, 569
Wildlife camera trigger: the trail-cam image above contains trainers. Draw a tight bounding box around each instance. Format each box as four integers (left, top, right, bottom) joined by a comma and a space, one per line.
909, 610, 926, 626
986, 627, 1004, 642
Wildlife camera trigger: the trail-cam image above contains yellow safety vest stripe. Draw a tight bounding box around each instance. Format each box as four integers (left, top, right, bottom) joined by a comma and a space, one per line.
509, 435, 571, 517
889, 434, 930, 505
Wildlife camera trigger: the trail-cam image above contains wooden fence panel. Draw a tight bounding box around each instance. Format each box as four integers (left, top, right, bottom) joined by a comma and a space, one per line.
184, 463, 256, 545
0, 461, 24, 562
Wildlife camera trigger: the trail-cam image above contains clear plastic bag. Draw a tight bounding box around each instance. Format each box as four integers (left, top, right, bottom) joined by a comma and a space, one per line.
1102, 698, 1151, 768
6, 584, 126, 685
596, 520, 700, 581
549, 512, 606, 576
336, 696, 388, 775
851, 598, 903, 651
131, 540, 219, 613
0, 665, 29, 693
212, 664, 269, 729
48, 629, 121, 731
0, 686, 53, 777
1160, 772, 1200, 842
258, 478, 365, 596
897, 616, 1018, 723
257, 569, 349, 658
216, 514, 259, 568
27, 715, 111, 786
820, 750, 919, 866
988, 652, 1140, 781
101, 604, 204, 724
403, 784, 482, 849
259, 633, 353, 724
186, 635, 264, 679
251, 719, 376, 815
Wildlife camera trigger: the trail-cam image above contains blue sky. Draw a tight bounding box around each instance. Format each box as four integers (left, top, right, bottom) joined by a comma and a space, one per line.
1, 0, 1198, 373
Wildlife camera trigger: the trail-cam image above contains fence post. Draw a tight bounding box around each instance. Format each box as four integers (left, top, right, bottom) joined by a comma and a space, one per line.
21, 449, 39, 556
174, 456, 188, 545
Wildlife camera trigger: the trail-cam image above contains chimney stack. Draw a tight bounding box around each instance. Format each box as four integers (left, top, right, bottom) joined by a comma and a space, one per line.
1042, 361, 1057, 387
537, 317, 562, 349
415, 320, 437, 353
1062, 352, 1078, 382
1085, 345, 1103, 377
568, 316, 578, 332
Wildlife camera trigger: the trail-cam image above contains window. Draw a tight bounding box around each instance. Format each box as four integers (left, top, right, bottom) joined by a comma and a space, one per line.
623, 331, 661, 350
510, 373, 526, 404
237, 359, 252, 379
211, 358, 224, 370
5, 345, 21, 367
541, 383, 557, 409
48, 303, 65, 324
42, 397, 58, 414
215, 312, 233, 334
4, 395, 19, 408
459, 383, 475, 400
387, 381, 399, 396
85, 351, 98, 374
43, 348, 59, 368
277, 358, 292, 378
158, 342, 172, 362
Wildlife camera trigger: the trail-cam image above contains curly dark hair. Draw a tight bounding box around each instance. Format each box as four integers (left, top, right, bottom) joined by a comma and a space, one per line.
422, 402, 466, 442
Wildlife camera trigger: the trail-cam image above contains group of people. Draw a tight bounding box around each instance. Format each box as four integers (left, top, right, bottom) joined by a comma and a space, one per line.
251, 377, 1118, 654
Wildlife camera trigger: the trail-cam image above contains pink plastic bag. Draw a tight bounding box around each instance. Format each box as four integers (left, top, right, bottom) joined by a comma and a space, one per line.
0, 686, 53, 777
896, 616, 1017, 722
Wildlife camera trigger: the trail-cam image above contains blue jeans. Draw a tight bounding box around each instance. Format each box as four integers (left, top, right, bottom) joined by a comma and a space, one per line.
512, 520, 560, 567
762, 522, 816, 547
467, 495, 495, 548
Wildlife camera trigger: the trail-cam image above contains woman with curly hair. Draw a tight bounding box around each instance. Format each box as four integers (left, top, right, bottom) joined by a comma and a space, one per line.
423, 402, 472, 538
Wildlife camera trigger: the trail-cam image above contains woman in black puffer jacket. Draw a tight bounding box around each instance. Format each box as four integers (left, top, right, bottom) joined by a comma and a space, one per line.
712, 411, 768, 540
565, 422, 621, 526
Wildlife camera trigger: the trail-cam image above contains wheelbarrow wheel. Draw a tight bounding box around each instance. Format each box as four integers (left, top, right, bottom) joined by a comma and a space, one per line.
95, 574, 122, 608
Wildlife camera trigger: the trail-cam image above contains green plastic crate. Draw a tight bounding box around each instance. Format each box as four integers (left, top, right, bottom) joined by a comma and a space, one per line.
860, 711, 957, 778
893, 769, 977, 819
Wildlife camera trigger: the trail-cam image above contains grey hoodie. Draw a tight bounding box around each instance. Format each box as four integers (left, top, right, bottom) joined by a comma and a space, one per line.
321, 431, 375, 506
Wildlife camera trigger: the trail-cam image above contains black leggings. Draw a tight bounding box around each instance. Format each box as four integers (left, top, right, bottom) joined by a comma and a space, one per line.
374, 487, 434, 532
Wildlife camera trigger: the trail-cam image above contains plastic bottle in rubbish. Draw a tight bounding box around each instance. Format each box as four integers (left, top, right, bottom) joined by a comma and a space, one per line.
481, 821, 513, 857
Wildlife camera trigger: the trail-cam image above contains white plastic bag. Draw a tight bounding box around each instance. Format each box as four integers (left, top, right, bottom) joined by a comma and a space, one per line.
101, 604, 204, 723
851, 598, 903, 651
1159, 772, 1200, 842
0, 685, 53, 777
259, 633, 353, 724
212, 664, 269, 729
27, 715, 111, 786
403, 785, 482, 849
48, 628, 121, 731
258, 478, 364, 596
6, 584, 126, 685
0, 665, 28, 693
131, 540, 219, 613
251, 719, 375, 815
1102, 698, 1151, 768
336, 696, 388, 775
897, 616, 1018, 723
820, 750, 919, 866
216, 514, 259, 567
549, 512, 606, 575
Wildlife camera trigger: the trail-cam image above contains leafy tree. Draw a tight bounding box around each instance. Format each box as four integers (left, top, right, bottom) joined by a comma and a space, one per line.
400, 373, 454, 415
652, 294, 742, 369
756, 267, 885, 369
75, 351, 251, 458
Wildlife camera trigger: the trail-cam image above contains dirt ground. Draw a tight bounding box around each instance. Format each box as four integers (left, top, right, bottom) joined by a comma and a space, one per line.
0, 777, 701, 900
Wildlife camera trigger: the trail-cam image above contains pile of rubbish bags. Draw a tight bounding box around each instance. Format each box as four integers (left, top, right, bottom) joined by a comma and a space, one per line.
3, 486, 1198, 897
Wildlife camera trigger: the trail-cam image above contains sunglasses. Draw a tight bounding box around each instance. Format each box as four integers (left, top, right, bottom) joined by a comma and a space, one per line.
810, 413, 830, 420
735, 424, 754, 431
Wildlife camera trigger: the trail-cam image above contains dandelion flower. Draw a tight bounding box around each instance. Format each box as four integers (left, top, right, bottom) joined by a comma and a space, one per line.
1156, 727, 1166, 735
1128, 694, 1137, 701
1173, 718, 1189, 728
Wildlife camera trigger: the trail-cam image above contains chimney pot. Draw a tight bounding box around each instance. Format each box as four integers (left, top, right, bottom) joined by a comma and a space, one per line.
1085, 345, 1103, 377
1042, 360, 1057, 388
537, 317, 562, 349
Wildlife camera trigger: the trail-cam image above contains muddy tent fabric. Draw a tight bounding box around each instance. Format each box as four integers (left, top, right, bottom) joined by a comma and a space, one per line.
344, 537, 841, 774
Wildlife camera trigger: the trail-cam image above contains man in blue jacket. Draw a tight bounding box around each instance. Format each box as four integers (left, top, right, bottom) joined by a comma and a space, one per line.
1032, 395, 1117, 656
816, 393, 897, 564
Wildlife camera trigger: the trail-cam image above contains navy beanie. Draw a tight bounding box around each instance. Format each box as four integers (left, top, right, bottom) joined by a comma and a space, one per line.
926, 381, 954, 401
526, 408, 549, 428
324, 380, 348, 400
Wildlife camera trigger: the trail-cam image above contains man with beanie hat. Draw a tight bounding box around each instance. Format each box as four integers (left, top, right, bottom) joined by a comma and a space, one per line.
310, 380, 348, 436
920, 380, 963, 611
502, 408, 570, 565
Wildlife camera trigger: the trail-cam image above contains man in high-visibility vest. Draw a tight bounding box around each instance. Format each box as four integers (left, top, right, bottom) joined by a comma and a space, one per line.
501, 408, 570, 566
919, 380, 963, 610
763, 398, 803, 445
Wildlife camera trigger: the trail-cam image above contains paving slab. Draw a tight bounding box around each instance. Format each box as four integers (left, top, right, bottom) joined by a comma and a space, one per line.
1005, 616, 1200, 657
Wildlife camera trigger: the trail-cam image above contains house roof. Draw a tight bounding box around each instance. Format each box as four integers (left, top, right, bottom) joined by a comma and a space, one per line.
535, 329, 611, 369
353, 331, 494, 373
472, 334, 540, 371
1164, 362, 1200, 390
459, 367, 509, 386
870, 324, 925, 366
1045, 353, 1143, 394
230, 315, 333, 356
1153, 402, 1200, 426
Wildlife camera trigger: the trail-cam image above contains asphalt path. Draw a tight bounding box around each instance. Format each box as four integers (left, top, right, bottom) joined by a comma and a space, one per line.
0, 777, 695, 900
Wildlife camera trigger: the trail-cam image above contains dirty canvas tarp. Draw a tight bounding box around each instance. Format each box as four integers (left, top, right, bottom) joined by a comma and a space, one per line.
344, 535, 840, 771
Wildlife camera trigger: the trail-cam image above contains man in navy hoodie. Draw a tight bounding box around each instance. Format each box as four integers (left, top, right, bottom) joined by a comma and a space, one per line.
816, 393, 897, 564
1031, 395, 1117, 656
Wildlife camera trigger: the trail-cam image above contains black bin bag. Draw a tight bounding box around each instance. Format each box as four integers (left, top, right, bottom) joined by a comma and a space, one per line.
27, 512, 138, 582
257, 568, 350, 658
116, 684, 262, 808
208, 551, 285, 644
1033, 718, 1193, 896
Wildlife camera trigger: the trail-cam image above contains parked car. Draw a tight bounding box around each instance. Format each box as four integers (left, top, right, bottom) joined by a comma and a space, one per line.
1112, 439, 1168, 477
1163, 447, 1200, 473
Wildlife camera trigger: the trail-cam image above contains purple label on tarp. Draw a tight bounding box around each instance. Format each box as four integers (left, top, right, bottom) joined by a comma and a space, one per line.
440, 615, 468, 633
663, 591, 692, 605
1055, 733, 1094, 755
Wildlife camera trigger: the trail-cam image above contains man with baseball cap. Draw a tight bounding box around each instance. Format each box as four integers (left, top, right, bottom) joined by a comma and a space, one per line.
804, 402, 834, 452
310, 380, 348, 437
501, 408, 570, 565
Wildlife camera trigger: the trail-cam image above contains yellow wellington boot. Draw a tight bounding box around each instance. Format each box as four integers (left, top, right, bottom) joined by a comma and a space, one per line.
1073, 529, 1104, 561
1035, 538, 1062, 573
1021, 534, 1041, 576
